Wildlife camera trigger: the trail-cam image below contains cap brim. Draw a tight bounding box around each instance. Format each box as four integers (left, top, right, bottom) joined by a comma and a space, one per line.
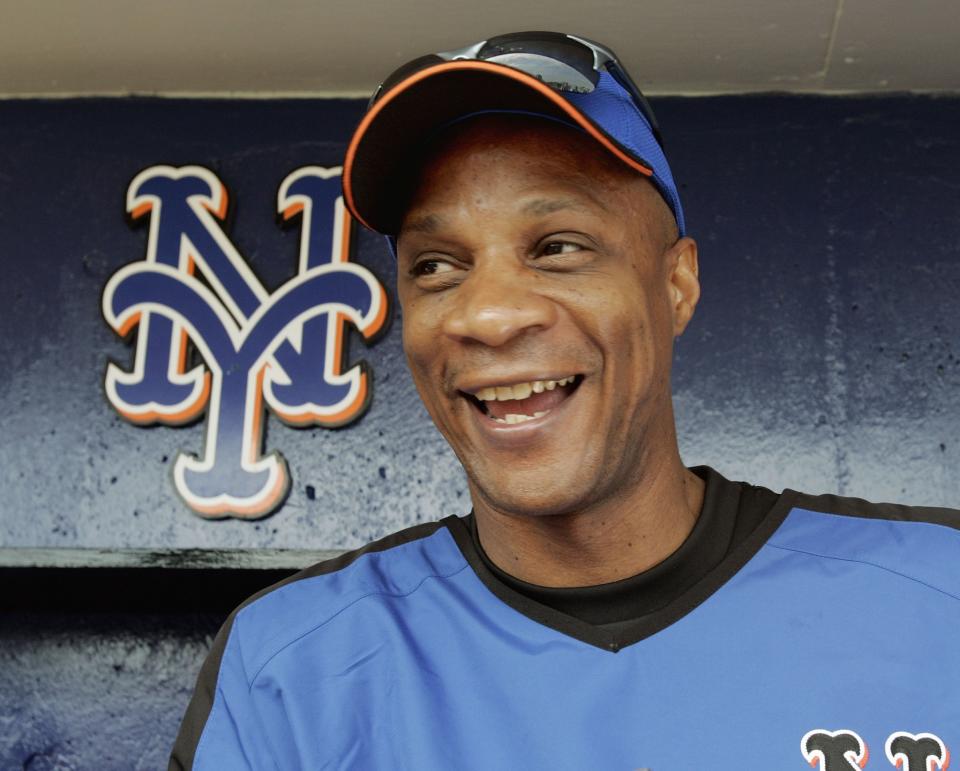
343, 60, 654, 235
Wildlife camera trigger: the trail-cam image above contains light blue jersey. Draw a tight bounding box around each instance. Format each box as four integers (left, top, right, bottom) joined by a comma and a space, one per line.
171, 482, 960, 770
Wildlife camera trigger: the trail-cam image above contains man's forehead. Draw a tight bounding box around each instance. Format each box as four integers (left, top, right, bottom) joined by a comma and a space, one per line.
401, 196, 605, 238
521, 197, 607, 216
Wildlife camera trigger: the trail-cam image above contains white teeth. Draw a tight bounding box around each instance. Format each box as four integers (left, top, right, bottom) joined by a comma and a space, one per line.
474, 376, 578, 401
511, 382, 532, 399
492, 410, 551, 424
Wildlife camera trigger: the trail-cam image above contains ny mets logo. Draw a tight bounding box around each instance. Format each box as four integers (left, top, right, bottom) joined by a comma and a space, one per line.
802, 729, 949, 770
101, 165, 388, 519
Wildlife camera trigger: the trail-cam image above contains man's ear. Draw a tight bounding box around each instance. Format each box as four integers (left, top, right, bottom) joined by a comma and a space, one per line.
666, 237, 700, 337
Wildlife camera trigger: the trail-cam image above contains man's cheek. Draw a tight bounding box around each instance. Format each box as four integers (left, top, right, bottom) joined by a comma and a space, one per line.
402, 327, 435, 371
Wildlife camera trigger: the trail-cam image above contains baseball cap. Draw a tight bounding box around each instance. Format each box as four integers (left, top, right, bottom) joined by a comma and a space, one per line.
343, 31, 685, 239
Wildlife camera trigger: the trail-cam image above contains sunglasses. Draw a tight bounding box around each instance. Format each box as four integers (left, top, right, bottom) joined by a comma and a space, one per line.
368, 31, 664, 148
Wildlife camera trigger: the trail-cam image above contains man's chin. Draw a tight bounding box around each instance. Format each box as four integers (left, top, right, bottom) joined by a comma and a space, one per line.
467, 472, 598, 520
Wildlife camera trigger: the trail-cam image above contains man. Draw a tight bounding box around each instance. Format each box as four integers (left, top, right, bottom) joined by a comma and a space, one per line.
171, 32, 960, 770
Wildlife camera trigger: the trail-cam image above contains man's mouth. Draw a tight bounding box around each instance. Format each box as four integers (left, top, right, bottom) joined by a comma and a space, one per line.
461, 375, 583, 424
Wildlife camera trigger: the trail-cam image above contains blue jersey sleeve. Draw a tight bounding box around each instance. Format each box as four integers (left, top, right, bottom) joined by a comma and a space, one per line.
191, 622, 278, 770
170, 611, 280, 771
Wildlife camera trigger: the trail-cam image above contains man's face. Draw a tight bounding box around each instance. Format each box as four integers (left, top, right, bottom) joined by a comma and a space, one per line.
396, 115, 699, 518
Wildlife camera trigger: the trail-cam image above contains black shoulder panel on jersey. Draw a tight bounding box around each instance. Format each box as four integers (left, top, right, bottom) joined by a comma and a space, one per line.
790, 489, 960, 530
168, 518, 446, 771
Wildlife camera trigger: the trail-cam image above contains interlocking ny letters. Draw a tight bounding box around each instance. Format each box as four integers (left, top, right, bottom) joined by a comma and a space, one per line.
102, 165, 388, 519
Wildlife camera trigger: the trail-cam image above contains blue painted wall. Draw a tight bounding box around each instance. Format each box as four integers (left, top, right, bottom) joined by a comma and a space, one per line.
2, 94, 959, 767
670, 95, 960, 502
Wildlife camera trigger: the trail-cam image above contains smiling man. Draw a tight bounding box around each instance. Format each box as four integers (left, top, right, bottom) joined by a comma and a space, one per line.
391, 114, 704, 589
171, 32, 960, 771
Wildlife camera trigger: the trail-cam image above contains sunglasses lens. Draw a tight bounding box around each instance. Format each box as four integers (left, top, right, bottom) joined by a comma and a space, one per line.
480, 52, 596, 93
478, 32, 598, 93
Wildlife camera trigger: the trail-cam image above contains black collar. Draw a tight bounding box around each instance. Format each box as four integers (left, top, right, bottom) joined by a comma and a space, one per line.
444, 466, 791, 651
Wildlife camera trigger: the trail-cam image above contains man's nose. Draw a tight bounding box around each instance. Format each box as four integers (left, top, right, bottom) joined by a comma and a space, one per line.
441, 263, 557, 347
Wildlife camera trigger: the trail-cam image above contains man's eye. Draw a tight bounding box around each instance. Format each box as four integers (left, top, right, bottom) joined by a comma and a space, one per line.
539, 241, 582, 257
411, 258, 454, 277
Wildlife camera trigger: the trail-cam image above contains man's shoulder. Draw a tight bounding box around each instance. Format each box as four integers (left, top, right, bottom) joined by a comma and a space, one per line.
766, 486, 960, 599
786, 487, 960, 529
224, 518, 467, 674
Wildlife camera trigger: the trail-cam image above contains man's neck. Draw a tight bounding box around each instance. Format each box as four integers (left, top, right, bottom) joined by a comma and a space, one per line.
471, 459, 705, 588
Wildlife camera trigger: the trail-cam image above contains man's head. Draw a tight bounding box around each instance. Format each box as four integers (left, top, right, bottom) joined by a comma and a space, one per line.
344, 32, 700, 519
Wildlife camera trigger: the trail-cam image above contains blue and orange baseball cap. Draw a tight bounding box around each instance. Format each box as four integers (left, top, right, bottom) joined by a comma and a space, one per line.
343, 31, 685, 238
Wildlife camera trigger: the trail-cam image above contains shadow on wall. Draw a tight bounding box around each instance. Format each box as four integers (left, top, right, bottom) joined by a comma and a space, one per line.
0, 568, 293, 770
2, 611, 218, 769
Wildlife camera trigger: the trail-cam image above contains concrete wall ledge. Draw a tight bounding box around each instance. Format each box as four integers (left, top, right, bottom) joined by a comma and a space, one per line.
0, 547, 342, 569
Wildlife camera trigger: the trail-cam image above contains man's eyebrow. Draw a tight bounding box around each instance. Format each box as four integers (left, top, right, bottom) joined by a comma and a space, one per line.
521, 197, 605, 216
400, 213, 445, 234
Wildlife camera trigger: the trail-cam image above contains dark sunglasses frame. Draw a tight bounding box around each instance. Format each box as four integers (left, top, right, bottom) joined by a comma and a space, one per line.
367, 31, 664, 148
